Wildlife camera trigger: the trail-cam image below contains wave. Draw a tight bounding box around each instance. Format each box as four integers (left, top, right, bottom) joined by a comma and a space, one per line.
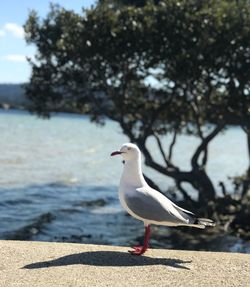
5, 212, 55, 240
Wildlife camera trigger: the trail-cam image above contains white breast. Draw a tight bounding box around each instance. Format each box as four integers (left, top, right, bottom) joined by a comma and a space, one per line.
118, 156, 150, 224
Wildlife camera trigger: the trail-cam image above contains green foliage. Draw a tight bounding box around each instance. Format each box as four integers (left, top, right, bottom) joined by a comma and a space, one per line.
24, 0, 250, 129
24, 0, 250, 207
98, 0, 161, 7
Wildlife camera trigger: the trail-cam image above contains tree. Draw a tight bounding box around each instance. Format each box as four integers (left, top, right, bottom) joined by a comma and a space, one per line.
98, 0, 161, 7
24, 0, 250, 219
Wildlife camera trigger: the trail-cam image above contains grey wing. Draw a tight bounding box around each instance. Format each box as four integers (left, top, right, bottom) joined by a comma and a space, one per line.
124, 187, 189, 224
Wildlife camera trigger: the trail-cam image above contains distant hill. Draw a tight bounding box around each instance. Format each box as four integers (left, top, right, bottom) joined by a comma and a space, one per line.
0, 84, 29, 109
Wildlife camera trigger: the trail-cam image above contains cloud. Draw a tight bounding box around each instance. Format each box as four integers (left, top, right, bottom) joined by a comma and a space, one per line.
2, 54, 27, 62
2, 23, 24, 38
0, 30, 5, 37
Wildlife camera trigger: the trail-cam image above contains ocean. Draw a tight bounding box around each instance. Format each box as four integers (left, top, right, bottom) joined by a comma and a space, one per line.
0, 109, 249, 252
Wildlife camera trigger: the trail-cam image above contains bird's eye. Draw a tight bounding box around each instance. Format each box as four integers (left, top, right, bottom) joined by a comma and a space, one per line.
127, 147, 131, 150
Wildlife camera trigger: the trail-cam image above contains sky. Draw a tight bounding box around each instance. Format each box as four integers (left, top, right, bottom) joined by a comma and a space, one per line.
0, 0, 96, 83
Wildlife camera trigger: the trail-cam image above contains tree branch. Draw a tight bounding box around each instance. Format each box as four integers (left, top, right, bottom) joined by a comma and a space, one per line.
201, 149, 208, 167
190, 101, 204, 139
168, 130, 177, 161
139, 140, 193, 182
191, 123, 225, 169
176, 181, 196, 205
153, 133, 176, 169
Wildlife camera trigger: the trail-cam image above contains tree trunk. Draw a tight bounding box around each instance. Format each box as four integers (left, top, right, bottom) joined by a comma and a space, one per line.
190, 168, 216, 205
242, 131, 250, 198
247, 131, 250, 178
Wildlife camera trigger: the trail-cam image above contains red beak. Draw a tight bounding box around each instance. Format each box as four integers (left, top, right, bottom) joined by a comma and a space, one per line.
110, 151, 122, 156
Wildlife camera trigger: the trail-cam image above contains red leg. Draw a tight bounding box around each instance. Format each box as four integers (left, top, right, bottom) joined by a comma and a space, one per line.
129, 225, 151, 255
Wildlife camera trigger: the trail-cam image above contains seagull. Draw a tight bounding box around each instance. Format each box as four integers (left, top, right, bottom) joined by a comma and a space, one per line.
111, 143, 215, 255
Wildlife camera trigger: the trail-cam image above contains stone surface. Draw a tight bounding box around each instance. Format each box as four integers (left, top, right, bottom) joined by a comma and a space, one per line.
0, 240, 249, 287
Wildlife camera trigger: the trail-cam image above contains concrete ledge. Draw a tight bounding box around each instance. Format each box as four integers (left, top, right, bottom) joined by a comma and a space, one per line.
0, 240, 249, 287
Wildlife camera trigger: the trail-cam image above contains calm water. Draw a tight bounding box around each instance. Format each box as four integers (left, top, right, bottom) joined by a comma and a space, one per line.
0, 109, 249, 252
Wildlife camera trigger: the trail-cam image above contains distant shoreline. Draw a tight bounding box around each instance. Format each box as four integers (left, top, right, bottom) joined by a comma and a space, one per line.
0, 107, 92, 121
0, 83, 28, 108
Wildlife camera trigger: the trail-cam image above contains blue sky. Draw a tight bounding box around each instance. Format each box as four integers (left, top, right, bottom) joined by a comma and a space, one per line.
0, 0, 96, 83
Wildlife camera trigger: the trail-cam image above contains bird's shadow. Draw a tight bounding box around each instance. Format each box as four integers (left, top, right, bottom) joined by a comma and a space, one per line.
22, 251, 191, 270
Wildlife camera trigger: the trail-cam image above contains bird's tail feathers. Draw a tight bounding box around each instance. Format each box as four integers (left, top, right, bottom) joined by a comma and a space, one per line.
197, 217, 216, 227
174, 205, 216, 228
187, 217, 215, 228
188, 223, 206, 229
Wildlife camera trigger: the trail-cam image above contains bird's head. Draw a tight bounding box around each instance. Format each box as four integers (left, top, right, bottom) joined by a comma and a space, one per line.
111, 143, 140, 162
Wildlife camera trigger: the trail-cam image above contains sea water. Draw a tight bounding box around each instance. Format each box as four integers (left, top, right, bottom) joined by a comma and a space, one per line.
0, 109, 249, 252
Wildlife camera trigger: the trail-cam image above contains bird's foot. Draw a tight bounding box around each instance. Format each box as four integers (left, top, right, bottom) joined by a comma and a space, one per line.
128, 246, 148, 255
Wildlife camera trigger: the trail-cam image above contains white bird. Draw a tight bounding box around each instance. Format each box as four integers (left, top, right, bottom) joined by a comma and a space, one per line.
111, 143, 215, 255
